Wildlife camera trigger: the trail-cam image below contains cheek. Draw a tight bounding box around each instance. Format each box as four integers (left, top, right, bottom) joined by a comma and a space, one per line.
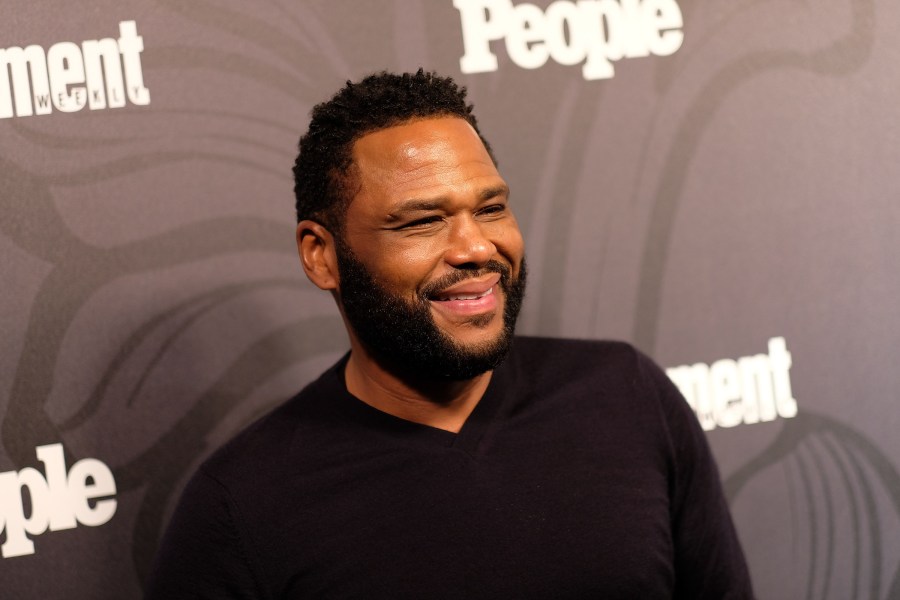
378, 240, 444, 290
493, 220, 525, 265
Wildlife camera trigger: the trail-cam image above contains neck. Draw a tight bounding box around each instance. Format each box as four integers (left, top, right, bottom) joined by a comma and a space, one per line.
343, 340, 491, 433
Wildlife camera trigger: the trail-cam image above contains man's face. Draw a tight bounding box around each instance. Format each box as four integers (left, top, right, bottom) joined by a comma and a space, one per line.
335, 117, 526, 380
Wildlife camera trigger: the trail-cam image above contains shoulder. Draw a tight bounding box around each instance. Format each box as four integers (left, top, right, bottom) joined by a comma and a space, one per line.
507, 335, 656, 386
510, 334, 637, 362
504, 335, 692, 429
197, 357, 347, 487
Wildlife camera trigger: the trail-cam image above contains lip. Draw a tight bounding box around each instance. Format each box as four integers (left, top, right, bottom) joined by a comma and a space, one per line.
430, 273, 501, 300
428, 273, 501, 318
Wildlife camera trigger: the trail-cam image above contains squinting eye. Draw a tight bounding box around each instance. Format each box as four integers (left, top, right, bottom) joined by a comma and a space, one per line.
480, 204, 506, 215
402, 216, 442, 229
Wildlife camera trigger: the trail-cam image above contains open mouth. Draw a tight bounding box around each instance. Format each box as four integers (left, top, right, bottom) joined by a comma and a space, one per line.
427, 273, 501, 302
426, 273, 501, 318
432, 287, 494, 302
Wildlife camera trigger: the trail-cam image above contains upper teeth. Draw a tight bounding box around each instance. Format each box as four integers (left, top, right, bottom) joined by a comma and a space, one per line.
444, 287, 492, 301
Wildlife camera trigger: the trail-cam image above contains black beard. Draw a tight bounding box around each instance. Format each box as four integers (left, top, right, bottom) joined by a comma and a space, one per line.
335, 242, 526, 382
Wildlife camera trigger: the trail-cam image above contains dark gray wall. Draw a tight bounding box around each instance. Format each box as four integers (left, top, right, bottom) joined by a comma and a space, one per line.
2, 1, 897, 598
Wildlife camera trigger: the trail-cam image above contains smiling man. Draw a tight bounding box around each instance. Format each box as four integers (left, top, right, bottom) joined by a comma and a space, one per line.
302, 115, 526, 432
146, 70, 752, 599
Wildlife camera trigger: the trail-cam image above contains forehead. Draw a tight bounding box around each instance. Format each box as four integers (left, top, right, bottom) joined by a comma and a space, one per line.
349, 117, 501, 204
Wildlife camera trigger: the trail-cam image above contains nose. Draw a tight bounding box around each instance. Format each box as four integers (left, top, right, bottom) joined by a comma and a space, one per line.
443, 215, 496, 268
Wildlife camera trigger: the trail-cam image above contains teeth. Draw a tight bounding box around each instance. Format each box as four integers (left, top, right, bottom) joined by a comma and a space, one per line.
442, 287, 492, 301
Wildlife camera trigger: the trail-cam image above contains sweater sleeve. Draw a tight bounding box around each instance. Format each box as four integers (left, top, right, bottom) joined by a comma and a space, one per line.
144, 468, 265, 600
637, 350, 755, 599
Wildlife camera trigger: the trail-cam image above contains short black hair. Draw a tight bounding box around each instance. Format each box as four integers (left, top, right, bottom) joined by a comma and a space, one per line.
292, 69, 494, 231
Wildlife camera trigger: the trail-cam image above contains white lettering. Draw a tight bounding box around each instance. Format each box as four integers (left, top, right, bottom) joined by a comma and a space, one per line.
455, 0, 684, 80
506, 3, 550, 69
48, 42, 87, 113
36, 444, 78, 531
580, 0, 626, 79
666, 337, 799, 431
0, 45, 50, 118
545, 1, 587, 66
0, 444, 117, 559
642, 0, 683, 56
737, 353, 774, 424
68, 458, 117, 526
82, 37, 125, 110
118, 21, 150, 105
618, 0, 650, 58
454, 0, 509, 73
710, 358, 743, 428
0, 468, 50, 558
0, 21, 149, 119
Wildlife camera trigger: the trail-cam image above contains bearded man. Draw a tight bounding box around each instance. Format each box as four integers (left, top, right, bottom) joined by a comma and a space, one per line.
146, 70, 752, 599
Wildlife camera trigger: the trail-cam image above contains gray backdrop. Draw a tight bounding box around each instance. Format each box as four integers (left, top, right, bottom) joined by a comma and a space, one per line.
2, 1, 898, 598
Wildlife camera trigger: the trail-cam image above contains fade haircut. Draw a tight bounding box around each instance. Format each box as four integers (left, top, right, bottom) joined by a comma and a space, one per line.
292, 69, 495, 232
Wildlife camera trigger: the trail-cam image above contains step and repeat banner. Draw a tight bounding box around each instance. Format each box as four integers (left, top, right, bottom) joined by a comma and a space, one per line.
2, 1, 898, 598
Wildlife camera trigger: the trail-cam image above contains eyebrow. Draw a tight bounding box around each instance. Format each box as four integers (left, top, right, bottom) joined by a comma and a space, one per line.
387, 185, 511, 219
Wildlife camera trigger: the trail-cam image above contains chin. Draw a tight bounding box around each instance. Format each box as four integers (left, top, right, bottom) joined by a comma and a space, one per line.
444, 322, 507, 351
436, 309, 502, 335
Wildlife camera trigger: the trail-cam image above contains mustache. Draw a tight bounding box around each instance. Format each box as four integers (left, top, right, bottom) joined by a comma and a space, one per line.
419, 260, 512, 300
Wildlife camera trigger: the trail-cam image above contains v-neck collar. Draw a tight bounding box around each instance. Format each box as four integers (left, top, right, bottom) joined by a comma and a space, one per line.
328, 352, 511, 455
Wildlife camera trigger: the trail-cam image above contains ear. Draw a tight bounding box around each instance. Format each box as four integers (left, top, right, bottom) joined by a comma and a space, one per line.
296, 220, 339, 291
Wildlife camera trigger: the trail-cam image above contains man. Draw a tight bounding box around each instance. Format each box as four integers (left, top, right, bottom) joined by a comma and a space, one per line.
146, 70, 752, 598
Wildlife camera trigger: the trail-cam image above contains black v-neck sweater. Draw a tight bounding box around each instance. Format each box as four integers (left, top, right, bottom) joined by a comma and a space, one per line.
146, 337, 753, 599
